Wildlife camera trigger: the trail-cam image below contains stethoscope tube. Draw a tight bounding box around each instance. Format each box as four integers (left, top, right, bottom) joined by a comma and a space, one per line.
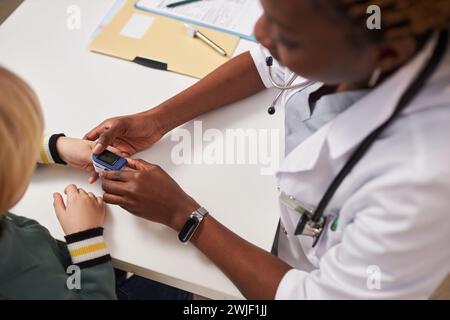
267, 74, 296, 115
266, 56, 316, 114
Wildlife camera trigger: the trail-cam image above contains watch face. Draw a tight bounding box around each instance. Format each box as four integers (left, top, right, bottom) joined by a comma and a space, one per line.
178, 217, 199, 243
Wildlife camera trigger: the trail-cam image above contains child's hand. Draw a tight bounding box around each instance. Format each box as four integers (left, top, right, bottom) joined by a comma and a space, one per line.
56, 137, 122, 183
53, 184, 106, 235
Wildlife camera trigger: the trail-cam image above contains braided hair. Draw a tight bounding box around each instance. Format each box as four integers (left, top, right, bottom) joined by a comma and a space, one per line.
348, 0, 448, 38
318, 0, 450, 45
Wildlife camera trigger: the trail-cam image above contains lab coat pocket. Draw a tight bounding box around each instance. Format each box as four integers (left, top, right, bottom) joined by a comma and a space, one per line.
315, 211, 343, 257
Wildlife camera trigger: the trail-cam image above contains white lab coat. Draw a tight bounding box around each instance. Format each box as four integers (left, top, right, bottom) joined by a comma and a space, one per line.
250, 33, 450, 299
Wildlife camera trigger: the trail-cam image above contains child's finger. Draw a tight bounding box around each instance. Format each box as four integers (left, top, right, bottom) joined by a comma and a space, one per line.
78, 188, 88, 196
96, 196, 103, 205
53, 193, 66, 218
89, 172, 99, 184
64, 184, 78, 197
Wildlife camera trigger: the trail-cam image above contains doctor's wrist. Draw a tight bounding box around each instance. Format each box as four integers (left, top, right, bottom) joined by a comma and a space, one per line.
148, 101, 193, 136
169, 198, 202, 233
140, 107, 170, 137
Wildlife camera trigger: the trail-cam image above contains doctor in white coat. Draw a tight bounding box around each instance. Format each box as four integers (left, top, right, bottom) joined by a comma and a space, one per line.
85, 0, 450, 299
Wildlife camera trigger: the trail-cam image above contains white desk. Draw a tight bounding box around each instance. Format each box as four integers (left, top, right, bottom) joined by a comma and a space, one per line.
0, 0, 283, 299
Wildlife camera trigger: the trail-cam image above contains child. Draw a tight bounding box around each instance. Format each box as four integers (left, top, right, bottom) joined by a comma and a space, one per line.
0, 66, 116, 299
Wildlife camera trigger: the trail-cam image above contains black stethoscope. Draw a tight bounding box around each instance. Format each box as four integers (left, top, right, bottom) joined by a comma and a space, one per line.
270, 30, 448, 247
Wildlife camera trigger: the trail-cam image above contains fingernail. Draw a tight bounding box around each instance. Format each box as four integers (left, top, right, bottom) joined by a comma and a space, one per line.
99, 172, 105, 178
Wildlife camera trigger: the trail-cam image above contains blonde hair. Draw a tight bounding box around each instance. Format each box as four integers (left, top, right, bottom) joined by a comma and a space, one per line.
0, 66, 44, 215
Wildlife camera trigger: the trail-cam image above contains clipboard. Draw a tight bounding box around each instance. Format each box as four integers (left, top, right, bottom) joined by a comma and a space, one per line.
88, 0, 240, 79
134, 0, 262, 41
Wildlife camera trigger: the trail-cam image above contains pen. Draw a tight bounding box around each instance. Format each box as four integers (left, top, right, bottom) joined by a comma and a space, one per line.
167, 0, 202, 8
185, 24, 228, 56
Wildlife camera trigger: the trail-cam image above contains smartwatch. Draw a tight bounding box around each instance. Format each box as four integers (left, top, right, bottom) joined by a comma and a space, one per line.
178, 207, 209, 243
92, 150, 127, 173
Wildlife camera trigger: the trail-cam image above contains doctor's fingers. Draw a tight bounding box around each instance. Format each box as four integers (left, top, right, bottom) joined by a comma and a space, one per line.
102, 179, 131, 197
84, 119, 111, 141
93, 123, 126, 155
126, 158, 155, 171
100, 170, 135, 182
102, 193, 128, 206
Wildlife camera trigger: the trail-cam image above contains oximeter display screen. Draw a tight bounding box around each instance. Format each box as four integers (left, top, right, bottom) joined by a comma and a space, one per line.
97, 150, 119, 165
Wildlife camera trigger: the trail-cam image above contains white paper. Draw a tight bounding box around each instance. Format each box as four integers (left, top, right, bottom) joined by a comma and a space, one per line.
136, 0, 262, 39
120, 13, 155, 39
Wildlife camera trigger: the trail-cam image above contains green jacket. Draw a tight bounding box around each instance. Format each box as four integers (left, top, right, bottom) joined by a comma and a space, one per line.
0, 213, 116, 299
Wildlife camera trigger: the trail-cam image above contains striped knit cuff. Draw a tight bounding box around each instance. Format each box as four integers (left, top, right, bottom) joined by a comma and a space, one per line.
65, 227, 111, 269
37, 134, 67, 165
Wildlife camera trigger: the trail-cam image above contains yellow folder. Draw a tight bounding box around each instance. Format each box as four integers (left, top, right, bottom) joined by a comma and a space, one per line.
89, 0, 240, 79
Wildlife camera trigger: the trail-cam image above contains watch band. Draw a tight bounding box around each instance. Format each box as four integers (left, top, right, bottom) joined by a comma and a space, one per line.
178, 207, 209, 243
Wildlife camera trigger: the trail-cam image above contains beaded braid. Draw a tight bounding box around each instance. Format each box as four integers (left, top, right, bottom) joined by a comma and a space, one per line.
337, 0, 450, 41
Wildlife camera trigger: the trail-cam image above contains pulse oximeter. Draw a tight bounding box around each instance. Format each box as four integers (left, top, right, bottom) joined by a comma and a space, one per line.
92, 150, 127, 173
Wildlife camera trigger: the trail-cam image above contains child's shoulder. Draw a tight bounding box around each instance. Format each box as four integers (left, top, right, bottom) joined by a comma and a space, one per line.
3, 212, 41, 228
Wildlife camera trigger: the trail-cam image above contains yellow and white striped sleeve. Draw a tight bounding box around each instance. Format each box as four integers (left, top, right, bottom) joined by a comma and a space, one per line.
37, 133, 67, 165
65, 227, 111, 269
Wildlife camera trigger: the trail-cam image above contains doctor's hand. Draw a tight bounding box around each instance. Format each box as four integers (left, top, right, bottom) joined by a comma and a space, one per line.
100, 158, 200, 231
56, 136, 121, 184
84, 111, 165, 157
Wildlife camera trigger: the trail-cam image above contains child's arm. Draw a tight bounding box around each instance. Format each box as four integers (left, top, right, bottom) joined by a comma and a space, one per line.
1, 188, 116, 300
52, 184, 117, 299
15, 137, 116, 299
37, 134, 68, 165
37, 134, 123, 183
2, 227, 117, 300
